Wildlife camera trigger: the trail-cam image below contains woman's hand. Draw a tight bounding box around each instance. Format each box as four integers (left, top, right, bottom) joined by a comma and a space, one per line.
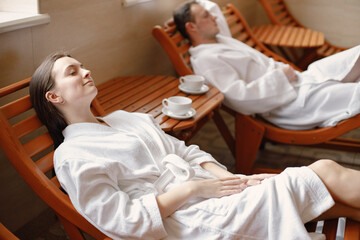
241, 173, 277, 186
189, 177, 248, 199
281, 65, 298, 83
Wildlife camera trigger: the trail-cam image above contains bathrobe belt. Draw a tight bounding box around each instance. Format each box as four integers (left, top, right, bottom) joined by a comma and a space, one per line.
154, 154, 195, 193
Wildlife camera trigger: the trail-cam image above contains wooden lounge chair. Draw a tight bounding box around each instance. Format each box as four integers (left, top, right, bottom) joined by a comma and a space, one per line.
152, 3, 360, 175
256, 0, 348, 68
1, 77, 359, 240
0, 78, 111, 240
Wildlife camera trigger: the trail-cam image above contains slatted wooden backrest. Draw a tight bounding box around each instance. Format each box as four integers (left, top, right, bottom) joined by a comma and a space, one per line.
152, 3, 299, 77
0, 78, 110, 240
257, 0, 302, 27
152, 24, 194, 76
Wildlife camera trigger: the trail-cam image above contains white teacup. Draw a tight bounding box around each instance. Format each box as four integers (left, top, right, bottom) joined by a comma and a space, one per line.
162, 96, 192, 115
179, 75, 205, 91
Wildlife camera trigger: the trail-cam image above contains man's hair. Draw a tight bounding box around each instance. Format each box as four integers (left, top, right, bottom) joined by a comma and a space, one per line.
173, 1, 198, 40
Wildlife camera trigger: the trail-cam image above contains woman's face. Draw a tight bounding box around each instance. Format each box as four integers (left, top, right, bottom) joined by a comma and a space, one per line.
50, 56, 97, 106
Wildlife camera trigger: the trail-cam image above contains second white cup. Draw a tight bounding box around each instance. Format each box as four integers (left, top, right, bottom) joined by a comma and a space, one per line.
162, 96, 192, 115
179, 75, 205, 91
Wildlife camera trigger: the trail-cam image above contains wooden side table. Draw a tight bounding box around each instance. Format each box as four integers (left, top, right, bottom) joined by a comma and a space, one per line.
92, 75, 234, 155
251, 25, 324, 48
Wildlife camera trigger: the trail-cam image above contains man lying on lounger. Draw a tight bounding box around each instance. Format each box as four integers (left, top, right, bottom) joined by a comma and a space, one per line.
174, 1, 360, 130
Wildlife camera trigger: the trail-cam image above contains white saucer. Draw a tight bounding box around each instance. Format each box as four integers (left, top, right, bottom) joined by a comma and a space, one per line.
179, 84, 209, 94
162, 108, 196, 120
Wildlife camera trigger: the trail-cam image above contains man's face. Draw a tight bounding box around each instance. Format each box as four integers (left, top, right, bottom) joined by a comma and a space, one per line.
190, 4, 219, 40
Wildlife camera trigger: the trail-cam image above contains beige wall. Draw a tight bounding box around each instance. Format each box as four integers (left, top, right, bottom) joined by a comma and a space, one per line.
0, 0, 359, 233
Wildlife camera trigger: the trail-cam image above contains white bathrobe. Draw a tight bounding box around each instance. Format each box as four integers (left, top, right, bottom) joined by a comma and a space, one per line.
54, 110, 334, 239
189, 36, 360, 130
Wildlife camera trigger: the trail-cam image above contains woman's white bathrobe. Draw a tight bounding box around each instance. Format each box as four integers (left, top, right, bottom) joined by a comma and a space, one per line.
189, 37, 360, 130
54, 110, 334, 240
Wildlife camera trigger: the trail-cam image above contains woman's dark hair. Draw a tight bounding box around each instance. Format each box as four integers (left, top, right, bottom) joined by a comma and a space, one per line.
173, 1, 198, 41
29, 52, 70, 149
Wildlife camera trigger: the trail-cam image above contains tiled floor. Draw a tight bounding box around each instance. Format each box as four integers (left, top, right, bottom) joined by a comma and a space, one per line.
15, 109, 360, 239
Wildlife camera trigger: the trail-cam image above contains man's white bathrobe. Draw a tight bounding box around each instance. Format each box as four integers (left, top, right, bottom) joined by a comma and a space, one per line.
54, 110, 334, 239
190, 36, 360, 130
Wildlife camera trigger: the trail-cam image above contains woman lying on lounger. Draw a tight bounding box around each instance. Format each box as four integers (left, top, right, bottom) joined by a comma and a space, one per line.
29, 52, 360, 240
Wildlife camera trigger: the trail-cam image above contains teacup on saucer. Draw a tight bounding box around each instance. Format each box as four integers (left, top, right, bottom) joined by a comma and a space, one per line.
179, 75, 205, 91
162, 96, 192, 116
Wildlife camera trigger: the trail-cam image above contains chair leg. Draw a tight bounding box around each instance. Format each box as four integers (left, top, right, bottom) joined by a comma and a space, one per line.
56, 213, 85, 240
235, 114, 265, 174
212, 109, 236, 158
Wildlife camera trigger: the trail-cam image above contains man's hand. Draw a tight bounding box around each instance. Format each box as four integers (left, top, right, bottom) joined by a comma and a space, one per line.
281, 65, 298, 83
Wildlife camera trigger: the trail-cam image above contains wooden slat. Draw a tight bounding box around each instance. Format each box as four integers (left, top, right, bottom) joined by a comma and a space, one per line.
226, 14, 238, 26
344, 219, 360, 240
171, 32, 184, 45
263, 25, 279, 44
1, 95, 32, 119
245, 39, 256, 47
123, 77, 179, 113
96, 75, 137, 91
301, 28, 312, 47
13, 114, 43, 139
35, 151, 55, 173
0, 77, 30, 98
276, 11, 288, 22
293, 27, 305, 47
324, 47, 336, 57
50, 176, 61, 188
269, 0, 282, 5
272, 4, 285, 13
104, 76, 173, 113
252, 24, 324, 48
253, 25, 272, 42
281, 17, 293, 25
287, 27, 300, 46
273, 26, 287, 45
96, 76, 150, 102
98, 76, 156, 108
308, 31, 319, 47
230, 23, 244, 36
236, 32, 250, 42
96, 76, 141, 98
279, 25, 292, 46
317, 44, 329, 55
23, 133, 53, 158
178, 43, 191, 55
164, 24, 176, 34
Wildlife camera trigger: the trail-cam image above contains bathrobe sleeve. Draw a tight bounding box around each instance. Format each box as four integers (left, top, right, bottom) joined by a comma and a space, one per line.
192, 52, 297, 115
55, 157, 167, 240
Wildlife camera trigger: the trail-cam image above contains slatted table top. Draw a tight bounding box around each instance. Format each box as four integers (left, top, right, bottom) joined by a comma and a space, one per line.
94, 75, 224, 133
252, 24, 325, 48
